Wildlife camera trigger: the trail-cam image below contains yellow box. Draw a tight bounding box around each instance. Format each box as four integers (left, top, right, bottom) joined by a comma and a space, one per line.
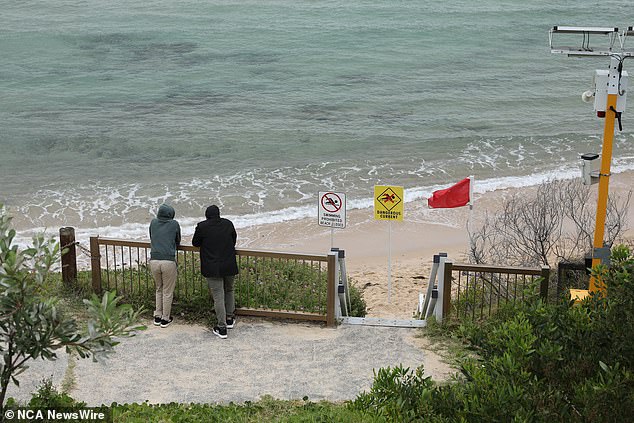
570, 288, 591, 303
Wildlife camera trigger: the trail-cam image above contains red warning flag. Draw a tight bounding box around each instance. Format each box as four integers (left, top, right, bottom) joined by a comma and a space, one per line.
427, 177, 471, 208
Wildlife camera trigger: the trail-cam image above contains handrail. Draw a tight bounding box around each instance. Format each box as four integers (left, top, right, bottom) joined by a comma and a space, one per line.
451, 262, 544, 275
444, 260, 551, 321
95, 237, 328, 262
89, 236, 336, 327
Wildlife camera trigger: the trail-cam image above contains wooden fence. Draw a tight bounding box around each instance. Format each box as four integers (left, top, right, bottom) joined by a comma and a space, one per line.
89, 237, 336, 327
442, 261, 550, 320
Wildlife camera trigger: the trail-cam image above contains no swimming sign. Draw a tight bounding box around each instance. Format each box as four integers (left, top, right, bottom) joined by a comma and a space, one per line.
318, 192, 346, 228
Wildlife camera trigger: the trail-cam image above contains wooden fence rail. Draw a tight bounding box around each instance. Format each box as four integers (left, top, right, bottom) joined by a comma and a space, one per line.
89, 237, 336, 327
443, 261, 550, 320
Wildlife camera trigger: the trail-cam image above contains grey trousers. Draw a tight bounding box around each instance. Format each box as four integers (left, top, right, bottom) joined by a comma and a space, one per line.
150, 259, 177, 320
206, 275, 235, 329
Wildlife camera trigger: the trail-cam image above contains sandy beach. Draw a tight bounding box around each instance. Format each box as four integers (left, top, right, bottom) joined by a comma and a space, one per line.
236, 171, 634, 319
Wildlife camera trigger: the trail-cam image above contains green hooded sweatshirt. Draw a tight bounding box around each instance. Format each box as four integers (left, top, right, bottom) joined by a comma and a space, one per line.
149, 204, 181, 261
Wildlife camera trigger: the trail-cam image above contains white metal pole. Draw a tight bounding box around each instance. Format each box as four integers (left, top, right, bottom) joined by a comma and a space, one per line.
469, 175, 474, 209
331, 251, 341, 319
420, 258, 439, 319
435, 256, 447, 322
388, 220, 392, 304
340, 253, 351, 311
467, 175, 474, 235
330, 227, 334, 249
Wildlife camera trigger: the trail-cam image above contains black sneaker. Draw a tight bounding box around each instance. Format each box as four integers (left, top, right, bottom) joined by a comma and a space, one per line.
160, 316, 173, 328
226, 317, 235, 329
213, 326, 228, 339
153, 316, 162, 326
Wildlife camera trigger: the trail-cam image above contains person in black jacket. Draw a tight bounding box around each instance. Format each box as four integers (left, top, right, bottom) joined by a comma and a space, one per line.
192, 205, 238, 339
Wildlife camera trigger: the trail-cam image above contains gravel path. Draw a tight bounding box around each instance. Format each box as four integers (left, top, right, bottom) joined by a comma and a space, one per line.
6, 318, 453, 406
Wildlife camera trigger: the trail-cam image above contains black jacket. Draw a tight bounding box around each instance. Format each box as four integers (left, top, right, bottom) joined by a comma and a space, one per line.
192, 206, 238, 278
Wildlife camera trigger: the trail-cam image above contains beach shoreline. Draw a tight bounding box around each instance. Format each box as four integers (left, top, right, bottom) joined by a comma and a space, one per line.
235, 170, 634, 319
11, 171, 632, 320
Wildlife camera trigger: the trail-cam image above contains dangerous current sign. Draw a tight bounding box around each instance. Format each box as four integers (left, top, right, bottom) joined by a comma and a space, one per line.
374, 185, 404, 221
318, 192, 346, 228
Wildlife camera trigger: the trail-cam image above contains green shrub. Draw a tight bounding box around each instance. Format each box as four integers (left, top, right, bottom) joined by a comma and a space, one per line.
350, 365, 446, 422
451, 283, 488, 319
452, 247, 634, 421
27, 378, 86, 411
356, 245, 634, 422
574, 361, 634, 423
0, 206, 145, 416
3, 379, 112, 423
347, 281, 367, 318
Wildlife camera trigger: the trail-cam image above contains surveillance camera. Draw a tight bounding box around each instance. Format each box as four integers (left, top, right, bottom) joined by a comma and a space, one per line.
582, 90, 595, 103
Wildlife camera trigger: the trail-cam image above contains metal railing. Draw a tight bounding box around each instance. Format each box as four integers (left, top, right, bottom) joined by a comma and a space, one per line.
442, 262, 550, 320
557, 261, 590, 299
89, 237, 336, 326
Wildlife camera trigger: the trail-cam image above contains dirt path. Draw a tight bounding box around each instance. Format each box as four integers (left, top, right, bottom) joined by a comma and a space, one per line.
7, 317, 454, 405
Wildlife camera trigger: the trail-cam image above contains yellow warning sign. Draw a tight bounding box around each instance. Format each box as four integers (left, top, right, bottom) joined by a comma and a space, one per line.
374, 185, 404, 221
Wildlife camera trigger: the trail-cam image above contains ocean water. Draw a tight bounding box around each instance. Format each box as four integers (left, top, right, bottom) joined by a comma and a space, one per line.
1, 0, 633, 245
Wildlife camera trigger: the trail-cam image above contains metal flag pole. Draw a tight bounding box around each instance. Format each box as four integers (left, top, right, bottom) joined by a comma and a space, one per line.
467, 175, 474, 236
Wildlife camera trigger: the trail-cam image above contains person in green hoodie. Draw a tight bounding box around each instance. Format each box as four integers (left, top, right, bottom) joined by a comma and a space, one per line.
149, 203, 181, 328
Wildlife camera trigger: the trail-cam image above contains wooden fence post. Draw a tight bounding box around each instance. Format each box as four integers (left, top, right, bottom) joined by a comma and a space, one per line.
89, 236, 102, 294
59, 227, 77, 287
442, 260, 453, 320
326, 251, 337, 327
540, 266, 551, 301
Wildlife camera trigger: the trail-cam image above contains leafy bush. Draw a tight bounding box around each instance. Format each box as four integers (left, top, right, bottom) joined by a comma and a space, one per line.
350, 365, 446, 422
449, 246, 634, 421
355, 245, 634, 422
4, 379, 106, 423
26, 378, 85, 410
0, 206, 145, 416
347, 280, 367, 318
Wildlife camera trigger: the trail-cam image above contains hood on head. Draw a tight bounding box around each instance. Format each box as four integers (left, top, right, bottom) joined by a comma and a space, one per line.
205, 205, 220, 219
157, 204, 175, 220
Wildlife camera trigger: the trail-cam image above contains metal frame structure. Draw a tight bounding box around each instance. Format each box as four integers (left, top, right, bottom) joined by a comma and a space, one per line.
549, 26, 619, 57
549, 26, 632, 294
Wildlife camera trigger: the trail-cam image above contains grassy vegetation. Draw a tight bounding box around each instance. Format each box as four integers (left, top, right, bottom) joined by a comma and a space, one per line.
59, 251, 366, 326
110, 396, 379, 423
416, 317, 477, 370
8, 383, 378, 423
